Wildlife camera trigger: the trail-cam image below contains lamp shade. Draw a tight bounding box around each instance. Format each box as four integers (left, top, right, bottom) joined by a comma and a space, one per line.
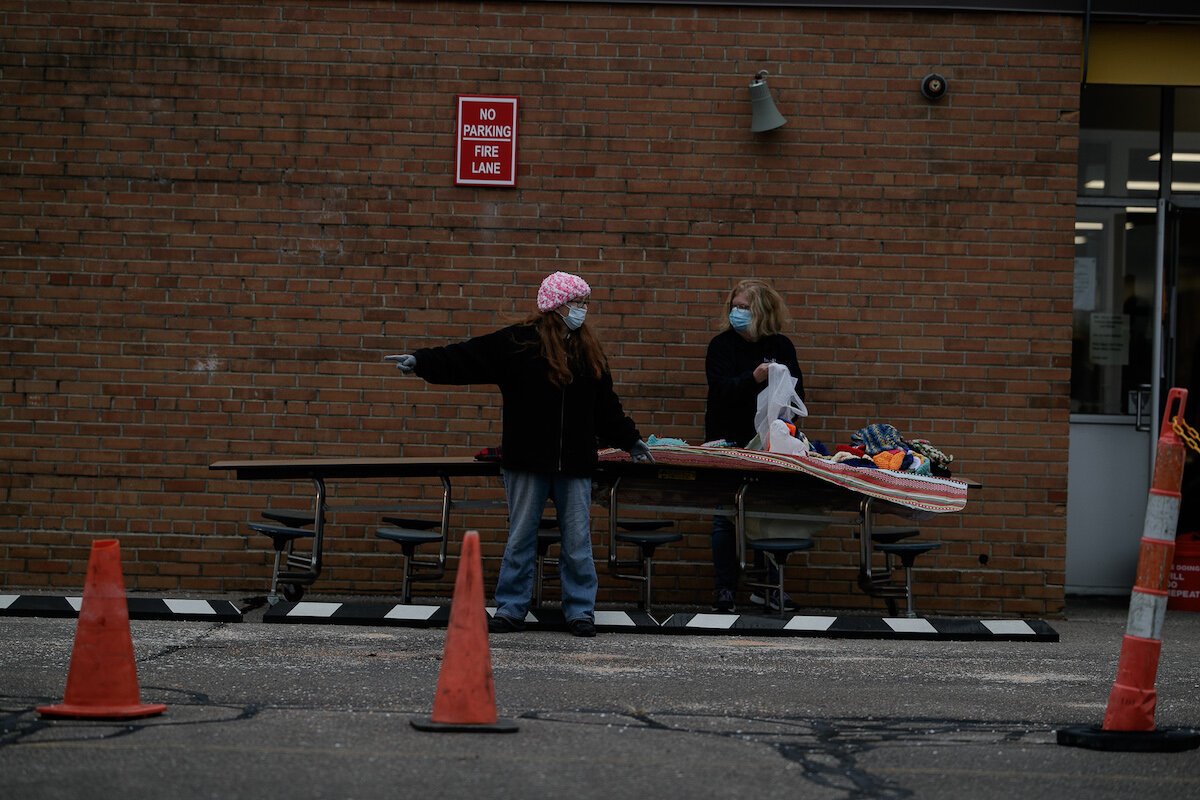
749, 76, 786, 133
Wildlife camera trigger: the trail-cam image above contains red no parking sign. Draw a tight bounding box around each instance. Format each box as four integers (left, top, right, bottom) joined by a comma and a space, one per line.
455, 96, 519, 187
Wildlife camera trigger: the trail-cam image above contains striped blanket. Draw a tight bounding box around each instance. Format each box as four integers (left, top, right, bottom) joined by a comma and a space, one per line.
598, 445, 968, 514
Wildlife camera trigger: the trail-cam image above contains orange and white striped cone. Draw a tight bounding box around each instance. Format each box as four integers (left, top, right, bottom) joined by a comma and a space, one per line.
1058, 388, 1200, 752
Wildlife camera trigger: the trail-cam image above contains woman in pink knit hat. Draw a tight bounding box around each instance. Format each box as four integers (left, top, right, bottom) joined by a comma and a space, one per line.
388, 271, 652, 638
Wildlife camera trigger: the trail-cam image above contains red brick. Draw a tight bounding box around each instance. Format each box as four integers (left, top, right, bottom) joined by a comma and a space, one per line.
0, 2, 1081, 616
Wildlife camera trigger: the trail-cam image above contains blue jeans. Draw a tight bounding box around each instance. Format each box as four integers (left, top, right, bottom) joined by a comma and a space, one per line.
495, 470, 596, 624
711, 514, 776, 594
711, 514, 740, 593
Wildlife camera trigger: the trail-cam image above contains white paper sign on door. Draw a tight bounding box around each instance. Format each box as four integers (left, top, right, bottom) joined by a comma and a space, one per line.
1089, 312, 1129, 366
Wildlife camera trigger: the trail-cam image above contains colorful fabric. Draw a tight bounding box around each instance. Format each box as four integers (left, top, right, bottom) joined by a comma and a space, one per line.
646, 434, 690, 447
910, 438, 954, 468
873, 449, 906, 470
851, 423, 907, 455
597, 444, 968, 514
536, 271, 590, 312
473, 447, 503, 462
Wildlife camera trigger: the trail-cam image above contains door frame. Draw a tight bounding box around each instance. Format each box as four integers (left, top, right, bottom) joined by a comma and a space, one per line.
1164, 198, 1200, 418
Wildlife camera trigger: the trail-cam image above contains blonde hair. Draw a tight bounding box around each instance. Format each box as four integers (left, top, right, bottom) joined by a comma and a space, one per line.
722, 279, 789, 341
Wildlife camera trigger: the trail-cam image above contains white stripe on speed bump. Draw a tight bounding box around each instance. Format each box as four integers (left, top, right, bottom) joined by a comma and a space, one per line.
67, 597, 83, 611
594, 611, 636, 627
982, 619, 1036, 636
383, 604, 439, 621
0, 595, 16, 610
287, 602, 342, 618
164, 599, 218, 615
686, 613, 738, 630
884, 617, 938, 634
784, 615, 837, 632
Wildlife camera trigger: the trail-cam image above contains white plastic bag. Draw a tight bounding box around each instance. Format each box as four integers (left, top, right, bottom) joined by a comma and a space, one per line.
767, 419, 809, 455
752, 363, 808, 452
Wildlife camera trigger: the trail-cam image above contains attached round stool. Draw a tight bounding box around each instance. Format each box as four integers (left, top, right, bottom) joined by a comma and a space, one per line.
869, 526, 921, 594
870, 526, 920, 545
613, 520, 681, 613
746, 537, 813, 617
380, 516, 439, 531
375, 526, 444, 604
248, 522, 315, 604
260, 508, 315, 528
872, 541, 941, 618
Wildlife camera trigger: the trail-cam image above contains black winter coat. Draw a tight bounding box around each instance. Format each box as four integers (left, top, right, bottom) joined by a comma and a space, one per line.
413, 324, 642, 476
704, 328, 804, 446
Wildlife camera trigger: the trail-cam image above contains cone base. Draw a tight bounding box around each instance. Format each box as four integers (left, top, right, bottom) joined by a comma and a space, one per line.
37, 702, 167, 720
1056, 724, 1200, 752
410, 716, 518, 734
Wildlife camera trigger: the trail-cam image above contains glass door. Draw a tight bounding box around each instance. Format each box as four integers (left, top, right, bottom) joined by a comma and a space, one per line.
1067, 80, 1200, 593
1070, 206, 1158, 420
1068, 85, 1171, 593
1066, 206, 1157, 592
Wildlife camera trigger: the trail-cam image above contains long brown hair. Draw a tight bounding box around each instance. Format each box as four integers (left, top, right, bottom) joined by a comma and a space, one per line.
521, 312, 609, 388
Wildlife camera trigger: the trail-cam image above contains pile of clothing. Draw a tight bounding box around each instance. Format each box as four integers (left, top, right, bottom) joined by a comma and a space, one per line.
696, 423, 956, 477
824, 423, 954, 477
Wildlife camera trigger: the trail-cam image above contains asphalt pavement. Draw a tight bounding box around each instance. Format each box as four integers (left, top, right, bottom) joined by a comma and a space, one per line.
2, 596, 1200, 799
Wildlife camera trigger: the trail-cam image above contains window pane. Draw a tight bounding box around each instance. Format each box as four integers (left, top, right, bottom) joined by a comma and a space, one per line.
1173, 88, 1200, 195
1078, 85, 1160, 198
1071, 208, 1157, 414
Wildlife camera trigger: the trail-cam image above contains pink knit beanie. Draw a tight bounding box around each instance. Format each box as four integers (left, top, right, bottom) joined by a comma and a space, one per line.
536, 271, 590, 312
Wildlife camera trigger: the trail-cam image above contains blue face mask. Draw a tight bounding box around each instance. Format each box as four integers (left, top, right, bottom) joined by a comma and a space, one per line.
729, 307, 752, 332
561, 306, 587, 331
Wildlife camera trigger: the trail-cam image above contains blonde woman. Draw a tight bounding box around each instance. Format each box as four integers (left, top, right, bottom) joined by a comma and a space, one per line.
704, 279, 805, 612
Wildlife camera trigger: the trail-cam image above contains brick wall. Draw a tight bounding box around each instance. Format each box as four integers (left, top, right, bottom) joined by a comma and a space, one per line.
0, 1, 1080, 616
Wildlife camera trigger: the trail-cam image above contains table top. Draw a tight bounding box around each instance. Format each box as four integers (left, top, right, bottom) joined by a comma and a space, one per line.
209, 451, 975, 515
209, 456, 504, 481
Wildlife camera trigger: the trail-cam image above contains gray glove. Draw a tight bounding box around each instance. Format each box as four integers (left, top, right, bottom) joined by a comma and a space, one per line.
628, 439, 654, 464
386, 354, 417, 374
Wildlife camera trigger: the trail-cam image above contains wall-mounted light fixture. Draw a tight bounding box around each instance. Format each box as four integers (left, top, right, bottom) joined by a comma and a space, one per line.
749, 70, 786, 133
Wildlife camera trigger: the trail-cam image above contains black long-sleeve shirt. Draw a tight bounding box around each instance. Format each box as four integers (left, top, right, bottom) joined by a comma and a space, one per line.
414, 324, 641, 476
704, 328, 803, 446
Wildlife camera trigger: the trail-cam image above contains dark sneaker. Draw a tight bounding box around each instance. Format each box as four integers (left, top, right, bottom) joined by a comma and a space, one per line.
488, 613, 526, 633
568, 618, 596, 638
711, 589, 736, 613
750, 590, 797, 612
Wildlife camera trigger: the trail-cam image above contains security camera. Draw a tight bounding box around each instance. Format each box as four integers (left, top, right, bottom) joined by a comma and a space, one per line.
920, 73, 948, 101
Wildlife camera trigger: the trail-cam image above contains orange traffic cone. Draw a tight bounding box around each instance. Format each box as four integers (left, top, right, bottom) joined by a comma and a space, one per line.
37, 539, 167, 720
1058, 389, 1200, 752
411, 530, 517, 733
